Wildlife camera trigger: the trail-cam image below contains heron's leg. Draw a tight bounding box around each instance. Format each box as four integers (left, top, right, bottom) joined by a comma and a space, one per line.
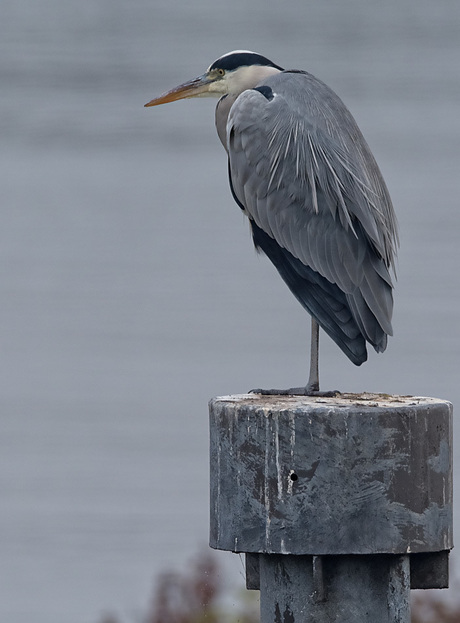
305, 317, 320, 393
249, 317, 339, 397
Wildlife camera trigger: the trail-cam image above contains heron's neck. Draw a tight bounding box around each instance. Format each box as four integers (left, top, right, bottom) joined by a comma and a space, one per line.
215, 65, 282, 150
215, 94, 237, 149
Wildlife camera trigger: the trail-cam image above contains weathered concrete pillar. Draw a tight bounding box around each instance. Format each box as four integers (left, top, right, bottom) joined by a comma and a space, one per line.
209, 393, 453, 622
258, 554, 410, 622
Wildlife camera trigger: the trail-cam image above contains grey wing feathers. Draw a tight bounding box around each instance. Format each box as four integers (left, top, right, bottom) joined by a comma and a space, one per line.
227, 71, 398, 363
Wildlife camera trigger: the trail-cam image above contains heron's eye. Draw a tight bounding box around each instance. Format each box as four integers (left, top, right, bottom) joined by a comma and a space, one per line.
217, 68, 225, 76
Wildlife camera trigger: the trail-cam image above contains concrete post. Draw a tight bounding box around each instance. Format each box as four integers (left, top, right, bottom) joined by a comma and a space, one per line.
209, 393, 453, 622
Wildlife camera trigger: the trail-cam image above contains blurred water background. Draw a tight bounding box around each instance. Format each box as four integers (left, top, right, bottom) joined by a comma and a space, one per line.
1, 0, 459, 621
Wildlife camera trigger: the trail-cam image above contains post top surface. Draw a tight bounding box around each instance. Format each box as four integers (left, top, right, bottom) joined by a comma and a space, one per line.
211, 393, 452, 411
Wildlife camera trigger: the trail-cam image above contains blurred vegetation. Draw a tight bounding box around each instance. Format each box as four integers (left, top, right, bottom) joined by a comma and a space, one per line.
98, 551, 459, 623
99, 551, 258, 623
411, 589, 460, 623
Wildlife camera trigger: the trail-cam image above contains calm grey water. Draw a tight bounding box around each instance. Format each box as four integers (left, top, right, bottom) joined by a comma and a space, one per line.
1, 1, 460, 621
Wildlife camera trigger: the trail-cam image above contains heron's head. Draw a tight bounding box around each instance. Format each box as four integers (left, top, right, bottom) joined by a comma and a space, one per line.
145, 50, 284, 107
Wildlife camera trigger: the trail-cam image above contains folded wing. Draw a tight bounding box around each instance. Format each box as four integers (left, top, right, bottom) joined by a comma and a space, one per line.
227, 71, 398, 364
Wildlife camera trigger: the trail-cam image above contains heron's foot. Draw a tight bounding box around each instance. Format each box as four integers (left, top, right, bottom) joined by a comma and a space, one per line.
249, 386, 340, 397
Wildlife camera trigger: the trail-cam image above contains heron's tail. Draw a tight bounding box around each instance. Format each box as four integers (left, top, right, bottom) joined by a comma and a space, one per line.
251, 220, 385, 366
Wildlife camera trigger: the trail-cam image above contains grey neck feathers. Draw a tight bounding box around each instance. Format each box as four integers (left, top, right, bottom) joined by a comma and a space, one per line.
215, 94, 238, 150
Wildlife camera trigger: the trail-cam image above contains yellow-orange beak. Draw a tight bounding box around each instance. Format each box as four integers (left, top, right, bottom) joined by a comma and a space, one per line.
144, 74, 214, 107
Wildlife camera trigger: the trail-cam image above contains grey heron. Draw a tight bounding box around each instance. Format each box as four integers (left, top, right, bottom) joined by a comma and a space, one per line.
145, 51, 398, 395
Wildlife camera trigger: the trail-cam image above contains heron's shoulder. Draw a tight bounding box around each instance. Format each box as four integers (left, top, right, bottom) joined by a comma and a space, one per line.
226, 70, 350, 131
261, 69, 331, 91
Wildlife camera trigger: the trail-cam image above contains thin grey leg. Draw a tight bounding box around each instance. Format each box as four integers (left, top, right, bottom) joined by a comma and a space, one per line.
249, 317, 339, 396
306, 317, 320, 393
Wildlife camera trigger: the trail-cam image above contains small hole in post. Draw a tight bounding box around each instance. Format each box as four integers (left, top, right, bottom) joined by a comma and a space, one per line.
290, 471, 298, 482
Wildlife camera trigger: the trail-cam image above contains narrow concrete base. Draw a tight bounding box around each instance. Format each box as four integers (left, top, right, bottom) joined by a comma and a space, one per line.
259, 554, 410, 623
